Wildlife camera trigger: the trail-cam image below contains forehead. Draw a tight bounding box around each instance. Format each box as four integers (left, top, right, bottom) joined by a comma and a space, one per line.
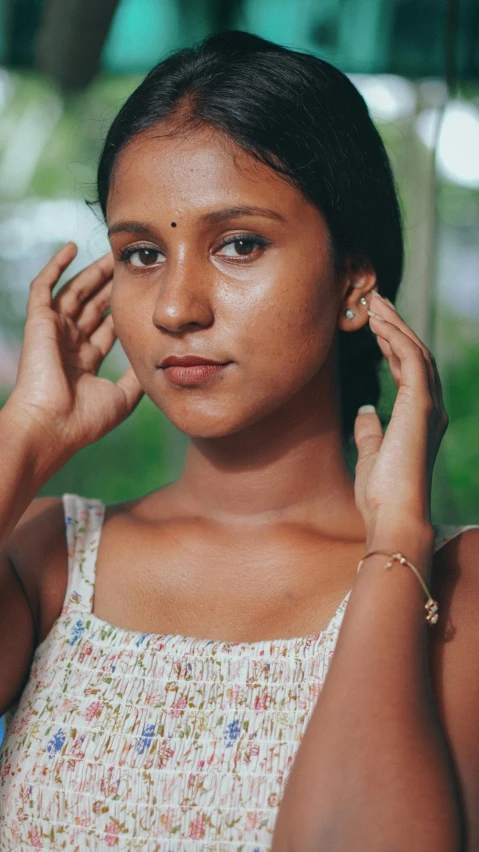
106, 123, 312, 223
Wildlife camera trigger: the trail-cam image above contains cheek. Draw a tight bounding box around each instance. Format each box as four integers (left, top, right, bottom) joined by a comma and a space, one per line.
239, 275, 336, 386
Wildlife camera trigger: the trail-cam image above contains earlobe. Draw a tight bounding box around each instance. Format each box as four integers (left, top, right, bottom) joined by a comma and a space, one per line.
338, 254, 378, 331
338, 291, 375, 331
343, 294, 368, 319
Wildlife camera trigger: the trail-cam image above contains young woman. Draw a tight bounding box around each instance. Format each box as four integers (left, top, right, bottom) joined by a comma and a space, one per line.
0, 30, 478, 852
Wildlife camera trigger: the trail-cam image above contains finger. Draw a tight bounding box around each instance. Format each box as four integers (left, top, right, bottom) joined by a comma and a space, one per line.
354, 404, 384, 467
369, 292, 438, 403
115, 364, 144, 414
370, 315, 403, 388
373, 331, 412, 395
370, 292, 428, 353
373, 332, 394, 373
368, 313, 431, 404
89, 312, 117, 360
28, 243, 77, 313
370, 311, 440, 417
52, 252, 114, 320
76, 280, 113, 337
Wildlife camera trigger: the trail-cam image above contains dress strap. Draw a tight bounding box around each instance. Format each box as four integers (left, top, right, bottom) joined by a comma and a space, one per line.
62, 493, 106, 614
433, 523, 479, 553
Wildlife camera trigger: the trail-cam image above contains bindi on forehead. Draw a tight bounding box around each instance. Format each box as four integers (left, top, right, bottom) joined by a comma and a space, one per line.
171, 222, 177, 227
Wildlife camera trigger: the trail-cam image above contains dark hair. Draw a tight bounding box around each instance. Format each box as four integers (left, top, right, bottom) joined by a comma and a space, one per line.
97, 30, 404, 445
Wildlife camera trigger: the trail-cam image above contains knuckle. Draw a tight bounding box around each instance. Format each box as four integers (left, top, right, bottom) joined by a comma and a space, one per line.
27, 306, 51, 326
401, 336, 422, 357
98, 257, 112, 276
94, 289, 110, 309
413, 340, 427, 358
356, 434, 381, 454
60, 286, 86, 307
70, 286, 87, 305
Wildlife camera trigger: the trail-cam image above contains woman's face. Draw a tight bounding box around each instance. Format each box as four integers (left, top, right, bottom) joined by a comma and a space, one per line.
107, 123, 351, 438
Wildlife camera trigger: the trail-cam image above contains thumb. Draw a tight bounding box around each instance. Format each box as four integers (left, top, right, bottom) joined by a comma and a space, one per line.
115, 364, 144, 415
354, 404, 383, 474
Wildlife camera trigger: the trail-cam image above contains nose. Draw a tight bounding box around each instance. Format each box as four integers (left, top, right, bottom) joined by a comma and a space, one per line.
151, 259, 214, 334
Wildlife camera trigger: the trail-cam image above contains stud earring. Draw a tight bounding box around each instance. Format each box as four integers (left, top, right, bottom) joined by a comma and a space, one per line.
345, 309, 356, 319
359, 297, 368, 306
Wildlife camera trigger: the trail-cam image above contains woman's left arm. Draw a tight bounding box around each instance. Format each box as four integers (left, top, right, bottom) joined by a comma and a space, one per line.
272, 292, 478, 852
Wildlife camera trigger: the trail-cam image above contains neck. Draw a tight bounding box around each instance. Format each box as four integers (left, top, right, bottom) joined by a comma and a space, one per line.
175, 361, 365, 542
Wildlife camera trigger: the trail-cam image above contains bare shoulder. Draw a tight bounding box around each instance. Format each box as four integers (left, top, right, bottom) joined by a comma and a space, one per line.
429, 526, 479, 849
5, 486, 177, 646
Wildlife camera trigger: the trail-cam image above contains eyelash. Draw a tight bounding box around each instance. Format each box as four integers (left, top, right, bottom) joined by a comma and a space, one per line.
116, 234, 271, 270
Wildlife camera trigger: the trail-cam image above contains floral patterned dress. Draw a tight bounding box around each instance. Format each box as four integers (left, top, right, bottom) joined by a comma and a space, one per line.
0, 493, 477, 851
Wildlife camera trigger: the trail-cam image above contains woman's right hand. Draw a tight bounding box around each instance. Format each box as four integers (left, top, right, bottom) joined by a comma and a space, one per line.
5, 242, 144, 461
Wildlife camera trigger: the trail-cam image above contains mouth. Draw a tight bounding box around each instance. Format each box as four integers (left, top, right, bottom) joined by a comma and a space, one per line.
159, 357, 232, 386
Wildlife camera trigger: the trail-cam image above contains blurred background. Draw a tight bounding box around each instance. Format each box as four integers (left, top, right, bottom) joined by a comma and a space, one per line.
0, 0, 478, 522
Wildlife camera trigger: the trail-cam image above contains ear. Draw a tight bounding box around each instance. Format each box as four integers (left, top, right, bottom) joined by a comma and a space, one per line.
337, 253, 378, 333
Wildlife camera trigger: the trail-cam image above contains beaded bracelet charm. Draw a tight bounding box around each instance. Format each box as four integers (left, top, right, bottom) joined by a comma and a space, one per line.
357, 550, 439, 626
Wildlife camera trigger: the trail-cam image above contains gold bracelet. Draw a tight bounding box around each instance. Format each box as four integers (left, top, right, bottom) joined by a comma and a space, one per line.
357, 550, 439, 626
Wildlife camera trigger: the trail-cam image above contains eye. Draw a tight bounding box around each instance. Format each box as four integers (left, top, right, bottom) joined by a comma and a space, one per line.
118, 246, 164, 268
216, 235, 269, 259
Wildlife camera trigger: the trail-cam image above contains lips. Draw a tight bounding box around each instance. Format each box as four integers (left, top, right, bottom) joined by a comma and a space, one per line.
159, 356, 232, 386
160, 355, 228, 368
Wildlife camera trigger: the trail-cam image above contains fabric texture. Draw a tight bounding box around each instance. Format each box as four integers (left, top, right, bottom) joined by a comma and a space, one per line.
0, 493, 477, 851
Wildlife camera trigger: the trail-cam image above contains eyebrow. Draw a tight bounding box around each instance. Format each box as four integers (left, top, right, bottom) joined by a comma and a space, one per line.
107, 205, 286, 237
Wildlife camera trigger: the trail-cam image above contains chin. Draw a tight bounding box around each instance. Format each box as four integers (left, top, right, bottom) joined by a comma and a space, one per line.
149, 392, 275, 440
165, 409, 251, 439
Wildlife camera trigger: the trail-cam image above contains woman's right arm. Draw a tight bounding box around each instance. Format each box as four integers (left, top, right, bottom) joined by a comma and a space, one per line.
0, 242, 143, 715
0, 413, 69, 715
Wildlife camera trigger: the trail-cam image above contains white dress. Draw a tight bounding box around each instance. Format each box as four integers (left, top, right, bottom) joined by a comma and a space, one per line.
0, 493, 476, 851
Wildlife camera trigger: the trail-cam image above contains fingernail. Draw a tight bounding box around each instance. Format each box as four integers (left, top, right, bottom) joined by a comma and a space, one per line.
358, 405, 376, 414
368, 309, 384, 320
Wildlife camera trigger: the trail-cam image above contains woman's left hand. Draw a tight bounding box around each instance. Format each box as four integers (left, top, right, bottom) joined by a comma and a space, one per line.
353, 290, 449, 545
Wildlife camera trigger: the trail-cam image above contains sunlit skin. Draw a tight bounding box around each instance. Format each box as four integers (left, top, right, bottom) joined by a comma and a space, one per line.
107, 122, 378, 564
